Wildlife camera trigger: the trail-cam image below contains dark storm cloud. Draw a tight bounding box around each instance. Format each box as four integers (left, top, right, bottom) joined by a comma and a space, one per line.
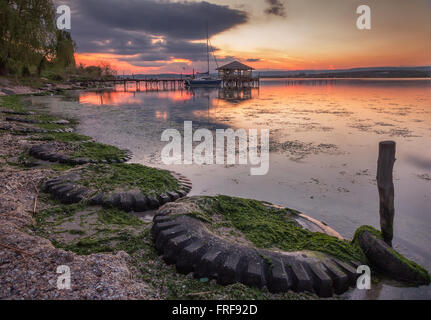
75, 0, 248, 40
53, 5, 155, 54
264, 0, 286, 17
164, 40, 211, 60
73, 28, 155, 55
118, 40, 209, 62
55, 0, 249, 66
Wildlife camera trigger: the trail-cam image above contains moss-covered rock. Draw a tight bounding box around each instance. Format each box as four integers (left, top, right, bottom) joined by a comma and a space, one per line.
78, 163, 180, 195
71, 142, 129, 162
43, 163, 191, 212
353, 225, 430, 285
28, 141, 131, 164
30, 132, 92, 142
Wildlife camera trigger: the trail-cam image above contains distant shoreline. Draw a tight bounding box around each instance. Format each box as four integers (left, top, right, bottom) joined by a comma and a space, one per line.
259, 76, 431, 79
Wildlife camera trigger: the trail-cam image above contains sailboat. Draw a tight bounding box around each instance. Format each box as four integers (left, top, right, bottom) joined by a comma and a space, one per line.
185, 27, 221, 88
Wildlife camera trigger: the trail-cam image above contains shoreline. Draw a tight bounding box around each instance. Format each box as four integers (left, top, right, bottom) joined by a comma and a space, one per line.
0, 95, 151, 299
1, 88, 430, 299
0, 76, 115, 97
0, 93, 318, 300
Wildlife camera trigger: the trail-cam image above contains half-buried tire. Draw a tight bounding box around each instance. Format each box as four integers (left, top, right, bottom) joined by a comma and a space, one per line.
152, 198, 361, 297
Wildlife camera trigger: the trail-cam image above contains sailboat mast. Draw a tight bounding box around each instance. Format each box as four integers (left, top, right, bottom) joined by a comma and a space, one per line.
206, 24, 210, 74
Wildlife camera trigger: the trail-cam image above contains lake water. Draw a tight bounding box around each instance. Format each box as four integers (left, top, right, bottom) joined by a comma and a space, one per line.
30, 78, 431, 299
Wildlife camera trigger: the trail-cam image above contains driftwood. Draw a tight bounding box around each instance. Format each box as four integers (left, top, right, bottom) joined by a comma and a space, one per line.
376, 141, 396, 246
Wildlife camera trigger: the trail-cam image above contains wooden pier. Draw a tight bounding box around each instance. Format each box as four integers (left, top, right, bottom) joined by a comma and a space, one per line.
74, 78, 187, 92
73, 61, 265, 91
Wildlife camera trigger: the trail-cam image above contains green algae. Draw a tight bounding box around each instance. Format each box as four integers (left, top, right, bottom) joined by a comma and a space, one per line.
54, 231, 149, 255
36, 204, 299, 299
4, 152, 39, 169
77, 163, 180, 195
70, 141, 127, 161
352, 225, 430, 284
36, 122, 69, 130
16, 113, 59, 122
97, 207, 143, 226
33, 181, 316, 301
352, 225, 383, 248
387, 247, 431, 284
49, 163, 75, 172
35, 202, 146, 255
0, 96, 76, 132
30, 132, 92, 142
189, 195, 366, 263
0, 95, 26, 111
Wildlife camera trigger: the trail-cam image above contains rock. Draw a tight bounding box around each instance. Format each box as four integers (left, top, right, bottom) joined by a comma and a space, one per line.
118, 193, 134, 212
158, 193, 171, 205
42, 166, 190, 213
1, 88, 15, 95
105, 193, 121, 207
146, 195, 160, 209
89, 193, 105, 205
54, 120, 69, 125
133, 193, 148, 212
266, 256, 291, 293
166, 191, 179, 201
356, 228, 430, 285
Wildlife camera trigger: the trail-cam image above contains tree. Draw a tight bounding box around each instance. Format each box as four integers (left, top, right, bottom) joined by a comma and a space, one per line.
54, 30, 76, 69
0, 0, 56, 76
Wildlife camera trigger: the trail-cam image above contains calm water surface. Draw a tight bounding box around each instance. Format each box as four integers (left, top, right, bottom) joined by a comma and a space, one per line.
31, 78, 431, 299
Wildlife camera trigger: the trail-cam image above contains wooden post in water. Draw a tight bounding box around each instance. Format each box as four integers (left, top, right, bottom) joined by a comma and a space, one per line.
376, 141, 396, 247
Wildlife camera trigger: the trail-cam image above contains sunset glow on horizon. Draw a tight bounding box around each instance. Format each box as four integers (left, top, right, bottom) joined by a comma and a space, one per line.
63, 0, 431, 74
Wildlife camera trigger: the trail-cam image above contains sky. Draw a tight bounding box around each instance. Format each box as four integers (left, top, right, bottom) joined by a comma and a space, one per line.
55, 0, 431, 74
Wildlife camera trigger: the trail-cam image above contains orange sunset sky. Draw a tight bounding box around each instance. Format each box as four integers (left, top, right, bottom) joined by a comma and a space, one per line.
65, 0, 431, 74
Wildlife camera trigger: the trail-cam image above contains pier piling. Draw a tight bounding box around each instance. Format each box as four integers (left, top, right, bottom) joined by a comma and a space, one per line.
376, 141, 396, 246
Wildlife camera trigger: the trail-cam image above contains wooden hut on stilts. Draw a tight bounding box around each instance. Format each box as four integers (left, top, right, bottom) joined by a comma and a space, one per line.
216, 61, 259, 88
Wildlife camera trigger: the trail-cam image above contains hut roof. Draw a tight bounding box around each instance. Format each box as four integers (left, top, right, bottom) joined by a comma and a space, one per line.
216, 61, 254, 71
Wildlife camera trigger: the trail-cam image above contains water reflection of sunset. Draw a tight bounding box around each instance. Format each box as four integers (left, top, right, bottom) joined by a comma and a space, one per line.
189, 80, 431, 136
167, 91, 193, 102
79, 91, 139, 106
155, 111, 168, 120
79, 81, 431, 135
79, 88, 194, 106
